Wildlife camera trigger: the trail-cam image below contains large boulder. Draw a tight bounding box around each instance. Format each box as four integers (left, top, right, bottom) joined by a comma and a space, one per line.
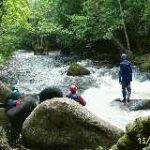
39, 87, 63, 103
22, 98, 123, 150
0, 81, 10, 103
111, 116, 150, 150
128, 99, 150, 111
112, 99, 150, 111
67, 63, 90, 76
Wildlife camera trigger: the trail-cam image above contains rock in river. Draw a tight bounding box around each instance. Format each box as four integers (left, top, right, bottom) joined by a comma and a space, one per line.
67, 63, 90, 76
22, 97, 123, 150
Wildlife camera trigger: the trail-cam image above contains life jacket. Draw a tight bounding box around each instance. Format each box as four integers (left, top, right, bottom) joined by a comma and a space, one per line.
14, 99, 21, 106
119, 60, 132, 82
66, 93, 78, 101
77, 96, 86, 106
7, 90, 21, 110
66, 93, 86, 106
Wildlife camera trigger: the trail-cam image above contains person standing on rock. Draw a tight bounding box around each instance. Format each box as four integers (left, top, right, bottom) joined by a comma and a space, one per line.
119, 54, 133, 103
66, 83, 86, 106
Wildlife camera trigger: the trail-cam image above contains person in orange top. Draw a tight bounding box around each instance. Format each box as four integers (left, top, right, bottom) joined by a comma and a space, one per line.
66, 83, 86, 106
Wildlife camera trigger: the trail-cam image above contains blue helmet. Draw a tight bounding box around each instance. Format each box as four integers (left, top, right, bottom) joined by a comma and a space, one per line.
121, 53, 128, 60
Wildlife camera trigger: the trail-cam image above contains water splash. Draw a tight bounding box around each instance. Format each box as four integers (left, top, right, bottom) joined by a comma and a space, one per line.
0, 50, 150, 130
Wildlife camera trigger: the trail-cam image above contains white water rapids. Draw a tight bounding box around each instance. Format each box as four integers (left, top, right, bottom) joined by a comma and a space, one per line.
1, 50, 150, 130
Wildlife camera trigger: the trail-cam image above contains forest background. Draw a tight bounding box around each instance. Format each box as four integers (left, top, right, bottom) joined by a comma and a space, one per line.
0, 0, 150, 68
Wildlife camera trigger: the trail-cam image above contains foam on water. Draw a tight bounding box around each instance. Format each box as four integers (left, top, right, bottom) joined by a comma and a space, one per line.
83, 69, 150, 130
1, 50, 150, 130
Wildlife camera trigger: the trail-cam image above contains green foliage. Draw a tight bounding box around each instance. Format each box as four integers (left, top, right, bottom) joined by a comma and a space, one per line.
1, 0, 150, 60
0, 0, 30, 61
83, 0, 123, 42
28, 0, 150, 55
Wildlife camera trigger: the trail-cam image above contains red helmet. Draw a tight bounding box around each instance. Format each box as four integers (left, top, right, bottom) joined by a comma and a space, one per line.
69, 84, 78, 92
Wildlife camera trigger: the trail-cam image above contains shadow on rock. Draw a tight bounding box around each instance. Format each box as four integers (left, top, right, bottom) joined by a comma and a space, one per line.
111, 99, 150, 111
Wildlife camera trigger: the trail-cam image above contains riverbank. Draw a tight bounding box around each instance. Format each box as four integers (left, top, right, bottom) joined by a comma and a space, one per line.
134, 53, 150, 72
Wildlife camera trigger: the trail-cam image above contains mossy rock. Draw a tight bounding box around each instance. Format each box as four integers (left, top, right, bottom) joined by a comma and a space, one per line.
139, 62, 150, 72
0, 127, 10, 149
111, 116, 150, 150
22, 98, 123, 150
67, 63, 90, 76
113, 99, 150, 111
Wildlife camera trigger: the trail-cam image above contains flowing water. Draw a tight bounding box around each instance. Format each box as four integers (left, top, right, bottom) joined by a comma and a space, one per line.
1, 50, 150, 130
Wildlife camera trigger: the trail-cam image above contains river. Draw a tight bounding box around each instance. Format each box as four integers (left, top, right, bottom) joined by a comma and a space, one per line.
0, 50, 150, 130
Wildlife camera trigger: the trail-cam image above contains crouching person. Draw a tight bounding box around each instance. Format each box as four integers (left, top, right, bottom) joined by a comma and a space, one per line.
6, 85, 21, 110
66, 84, 86, 106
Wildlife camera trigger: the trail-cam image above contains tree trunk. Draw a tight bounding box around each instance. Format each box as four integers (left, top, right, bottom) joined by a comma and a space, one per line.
112, 35, 128, 53
118, 0, 131, 52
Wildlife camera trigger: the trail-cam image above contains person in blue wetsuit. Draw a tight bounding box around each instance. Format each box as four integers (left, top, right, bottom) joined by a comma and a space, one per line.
6, 85, 21, 110
119, 54, 133, 103
66, 84, 86, 106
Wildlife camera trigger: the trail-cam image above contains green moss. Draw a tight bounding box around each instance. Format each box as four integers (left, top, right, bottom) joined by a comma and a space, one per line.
0, 128, 10, 149
116, 134, 131, 150
126, 117, 143, 136
134, 53, 150, 71
111, 116, 150, 150
111, 144, 118, 150
67, 63, 90, 76
22, 98, 123, 150
139, 62, 150, 72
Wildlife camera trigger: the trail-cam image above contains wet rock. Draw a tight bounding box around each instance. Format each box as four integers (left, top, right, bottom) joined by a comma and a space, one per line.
0, 81, 10, 103
67, 63, 90, 76
111, 116, 150, 150
128, 99, 150, 111
39, 87, 63, 103
22, 98, 123, 150
111, 99, 150, 111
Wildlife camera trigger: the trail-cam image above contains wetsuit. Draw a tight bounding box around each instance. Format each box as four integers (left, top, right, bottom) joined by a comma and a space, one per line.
119, 59, 132, 101
7, 89, 21, 109
66, 92, 86, 106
